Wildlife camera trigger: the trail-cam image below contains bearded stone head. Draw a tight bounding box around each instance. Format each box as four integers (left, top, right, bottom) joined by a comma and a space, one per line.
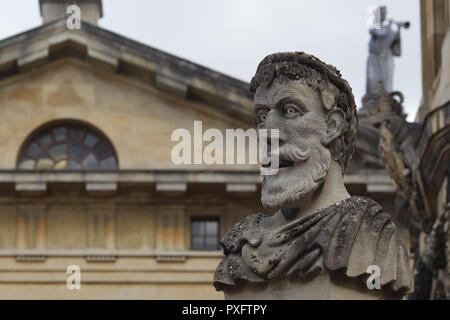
250, 52, 358, 209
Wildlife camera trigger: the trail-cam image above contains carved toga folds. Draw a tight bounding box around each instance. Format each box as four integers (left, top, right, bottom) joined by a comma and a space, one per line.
214, 196, 413, 295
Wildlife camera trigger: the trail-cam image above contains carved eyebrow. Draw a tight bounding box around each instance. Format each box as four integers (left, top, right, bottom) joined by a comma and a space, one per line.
275, 97, 308, 113
253, 104, 270, 112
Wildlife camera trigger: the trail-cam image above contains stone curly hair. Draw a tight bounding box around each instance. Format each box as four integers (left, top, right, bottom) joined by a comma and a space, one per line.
249, 52, 358, 173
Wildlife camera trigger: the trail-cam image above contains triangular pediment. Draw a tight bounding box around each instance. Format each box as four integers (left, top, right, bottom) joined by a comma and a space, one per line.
0, 19, 254, 125
0, 19, 384, 173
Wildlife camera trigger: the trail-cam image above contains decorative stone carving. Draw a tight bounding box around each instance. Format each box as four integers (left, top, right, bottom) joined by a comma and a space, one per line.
214, 52, 413, 299
360, 82, 449, 300
360, 84, 424, 232
214, 196, 412, 291
16, 255, 47, 262
85, 255, 117, 262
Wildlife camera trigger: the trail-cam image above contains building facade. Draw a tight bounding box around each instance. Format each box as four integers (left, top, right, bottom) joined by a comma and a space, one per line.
0, 0, 397, 299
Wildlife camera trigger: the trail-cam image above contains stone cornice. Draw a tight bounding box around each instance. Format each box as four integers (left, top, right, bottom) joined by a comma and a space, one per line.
0, 169, 395, 195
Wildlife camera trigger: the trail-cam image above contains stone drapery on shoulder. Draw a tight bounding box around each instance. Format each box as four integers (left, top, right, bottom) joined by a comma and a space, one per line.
213, 196, 413, 294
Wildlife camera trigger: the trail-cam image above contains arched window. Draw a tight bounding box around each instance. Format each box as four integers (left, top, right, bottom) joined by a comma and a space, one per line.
17, 122, 118, 170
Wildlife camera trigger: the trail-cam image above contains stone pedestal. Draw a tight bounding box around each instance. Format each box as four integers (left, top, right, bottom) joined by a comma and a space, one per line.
223, 272, 403, 300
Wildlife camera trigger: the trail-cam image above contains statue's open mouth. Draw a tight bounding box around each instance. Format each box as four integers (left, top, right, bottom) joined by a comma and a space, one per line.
261, 159, 294, 169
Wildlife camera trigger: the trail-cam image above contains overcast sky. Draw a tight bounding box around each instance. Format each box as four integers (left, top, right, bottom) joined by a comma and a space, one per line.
1, 0, 421, 120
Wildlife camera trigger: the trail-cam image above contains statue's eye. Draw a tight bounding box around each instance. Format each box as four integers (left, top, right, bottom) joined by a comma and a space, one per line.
257, 110, 268, 123
283, 104, 301, 117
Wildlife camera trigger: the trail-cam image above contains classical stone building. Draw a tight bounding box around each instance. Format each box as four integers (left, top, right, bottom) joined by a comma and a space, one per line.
0, 0, 397, 299
413, 0, 449, 299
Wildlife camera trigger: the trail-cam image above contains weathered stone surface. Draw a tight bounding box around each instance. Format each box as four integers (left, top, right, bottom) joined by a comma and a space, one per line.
0, 3, 401, 299
214, 196, 413, 295
215, 51, 413, 299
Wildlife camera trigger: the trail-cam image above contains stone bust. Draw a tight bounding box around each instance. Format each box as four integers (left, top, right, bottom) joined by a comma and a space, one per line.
213, 52, 413, 299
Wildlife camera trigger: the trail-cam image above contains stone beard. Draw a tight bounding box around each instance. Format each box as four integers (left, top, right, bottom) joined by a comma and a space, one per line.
261, 138, 331, 209
213, 51, 413, 297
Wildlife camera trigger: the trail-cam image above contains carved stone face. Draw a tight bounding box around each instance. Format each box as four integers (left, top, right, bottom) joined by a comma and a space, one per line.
254, 78, 332, 209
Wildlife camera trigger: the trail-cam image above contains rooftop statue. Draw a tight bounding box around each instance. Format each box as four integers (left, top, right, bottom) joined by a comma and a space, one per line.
213, 52, 414, 299
366, 6, 409, 94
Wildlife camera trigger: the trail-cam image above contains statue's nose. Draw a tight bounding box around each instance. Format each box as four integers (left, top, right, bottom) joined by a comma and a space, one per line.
265, 110, 287, 144
265, 109, 279, 129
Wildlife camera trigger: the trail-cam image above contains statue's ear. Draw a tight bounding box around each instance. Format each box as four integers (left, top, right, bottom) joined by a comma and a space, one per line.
320, 82, 340, 111
322, 109, 347, 146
